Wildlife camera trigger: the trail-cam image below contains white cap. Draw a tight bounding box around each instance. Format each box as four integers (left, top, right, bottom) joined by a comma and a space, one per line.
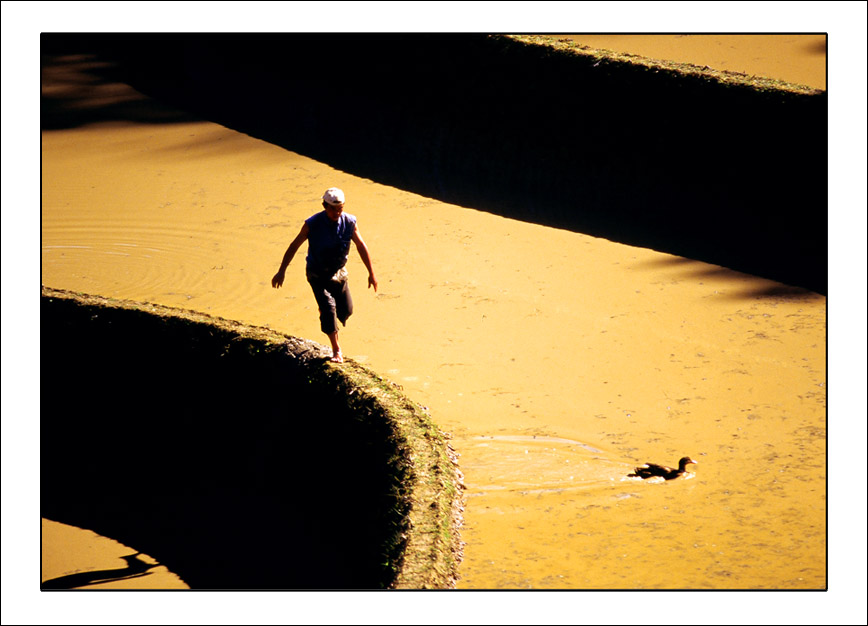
322, 187, 345, 206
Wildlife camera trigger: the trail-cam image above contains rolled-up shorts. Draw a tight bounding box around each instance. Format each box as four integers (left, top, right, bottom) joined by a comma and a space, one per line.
306, 267, 353, 335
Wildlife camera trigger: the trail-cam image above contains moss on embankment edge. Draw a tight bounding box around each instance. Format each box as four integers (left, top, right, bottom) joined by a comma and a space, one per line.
41, 286, 465, 589
507, 34, 824, 96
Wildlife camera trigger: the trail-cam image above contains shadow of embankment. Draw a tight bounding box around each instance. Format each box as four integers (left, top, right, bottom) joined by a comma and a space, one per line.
43, 34, 827, 294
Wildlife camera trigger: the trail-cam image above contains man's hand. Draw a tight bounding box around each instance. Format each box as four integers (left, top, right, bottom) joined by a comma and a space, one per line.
368, 274, 378, 292
272, 224, 309, 289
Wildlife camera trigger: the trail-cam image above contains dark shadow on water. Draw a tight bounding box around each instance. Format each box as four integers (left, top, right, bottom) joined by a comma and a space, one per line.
42, 33, 827, 294
41, 553, 158, 589
41, 295, 409, 589
41, 45, 199, 129
632, 256, 825, 301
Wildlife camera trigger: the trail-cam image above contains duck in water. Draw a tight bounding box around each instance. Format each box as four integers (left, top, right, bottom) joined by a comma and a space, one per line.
628, 456, 697, 480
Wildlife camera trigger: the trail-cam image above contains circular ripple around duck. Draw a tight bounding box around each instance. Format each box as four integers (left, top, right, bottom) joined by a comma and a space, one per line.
466, 435, 632, 495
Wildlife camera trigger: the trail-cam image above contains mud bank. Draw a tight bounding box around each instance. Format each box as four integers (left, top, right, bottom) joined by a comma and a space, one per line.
42, 33, 827, 294
41, 287, 463, 589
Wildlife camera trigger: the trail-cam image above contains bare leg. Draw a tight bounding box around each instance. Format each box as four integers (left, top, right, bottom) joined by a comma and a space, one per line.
327, 331, 343, 363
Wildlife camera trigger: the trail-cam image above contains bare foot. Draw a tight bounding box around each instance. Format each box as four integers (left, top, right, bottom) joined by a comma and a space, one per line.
330, 352, 344, 363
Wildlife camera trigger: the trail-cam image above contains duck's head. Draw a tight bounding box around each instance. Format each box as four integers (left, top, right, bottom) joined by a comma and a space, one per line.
678, 457, 698, 470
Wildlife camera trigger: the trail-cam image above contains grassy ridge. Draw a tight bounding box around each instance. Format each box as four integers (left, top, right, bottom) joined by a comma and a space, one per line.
41, 286, 464, 589
508, 35, 824, 95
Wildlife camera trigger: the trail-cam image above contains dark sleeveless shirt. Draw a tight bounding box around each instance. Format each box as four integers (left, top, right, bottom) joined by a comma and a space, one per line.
305, 211, 357, 277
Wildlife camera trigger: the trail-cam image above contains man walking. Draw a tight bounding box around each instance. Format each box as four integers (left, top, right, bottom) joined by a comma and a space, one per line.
272, 187, 377, 363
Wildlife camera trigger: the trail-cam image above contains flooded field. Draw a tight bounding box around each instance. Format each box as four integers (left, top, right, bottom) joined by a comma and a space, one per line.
32, 33, 835, 600
41, 120, 826, 590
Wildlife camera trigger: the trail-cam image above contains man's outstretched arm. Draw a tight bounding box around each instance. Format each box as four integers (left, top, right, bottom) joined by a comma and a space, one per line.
272, 223, 310, 288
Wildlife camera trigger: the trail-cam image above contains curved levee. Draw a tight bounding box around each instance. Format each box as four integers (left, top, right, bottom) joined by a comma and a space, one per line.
41, 286, 464, 589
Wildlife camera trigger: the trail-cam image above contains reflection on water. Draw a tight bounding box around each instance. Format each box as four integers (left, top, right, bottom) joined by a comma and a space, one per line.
42, 551, 160, 590
41, 519, 189, 590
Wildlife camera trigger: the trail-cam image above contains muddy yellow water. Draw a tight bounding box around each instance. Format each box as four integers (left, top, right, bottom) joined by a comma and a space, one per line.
41, 36, 826, 589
